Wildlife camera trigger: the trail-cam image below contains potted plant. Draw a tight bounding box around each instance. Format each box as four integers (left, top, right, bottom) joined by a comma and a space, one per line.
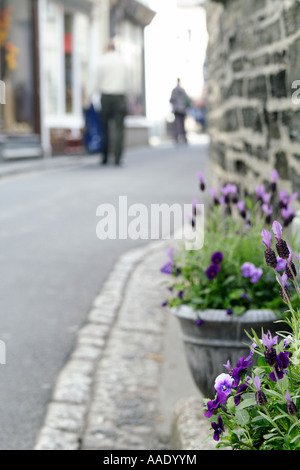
161, 170, 298, 397
203, 222, 300, 450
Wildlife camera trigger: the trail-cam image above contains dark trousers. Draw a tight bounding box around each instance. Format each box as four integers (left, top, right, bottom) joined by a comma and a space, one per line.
173, 112, 187, 143
101, 94, 127, 164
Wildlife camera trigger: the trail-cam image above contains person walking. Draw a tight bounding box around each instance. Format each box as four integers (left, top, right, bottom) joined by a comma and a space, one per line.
96, 40, 129, 166
169, 78, 191, 144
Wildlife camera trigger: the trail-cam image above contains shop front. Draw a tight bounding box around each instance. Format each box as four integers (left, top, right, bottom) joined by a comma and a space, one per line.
40, 0, 97, 155
0, 0, 41, 159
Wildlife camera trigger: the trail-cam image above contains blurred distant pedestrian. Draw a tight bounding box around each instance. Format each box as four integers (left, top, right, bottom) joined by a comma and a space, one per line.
95, 40, 129, 166
169, 78, 191, 144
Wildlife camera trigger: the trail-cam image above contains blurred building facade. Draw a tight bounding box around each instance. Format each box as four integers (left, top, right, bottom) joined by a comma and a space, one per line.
206, 0, 300, 199
0, 0, 155, 159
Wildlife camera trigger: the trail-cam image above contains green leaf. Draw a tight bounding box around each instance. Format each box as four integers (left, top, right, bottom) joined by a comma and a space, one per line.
236, 409, 250, 426
236, 397, 256, 411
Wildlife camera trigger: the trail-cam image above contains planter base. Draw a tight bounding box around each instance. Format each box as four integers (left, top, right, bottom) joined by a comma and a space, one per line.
172, 306, 280, 398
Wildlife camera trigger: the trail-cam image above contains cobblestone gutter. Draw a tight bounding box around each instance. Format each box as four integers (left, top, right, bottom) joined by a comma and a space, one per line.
34, 241, 215, 451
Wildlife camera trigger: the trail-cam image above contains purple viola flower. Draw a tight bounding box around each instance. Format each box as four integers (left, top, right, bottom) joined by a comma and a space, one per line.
204, 391, 227, 418
234, 380, 250, 406
232, 356, 252, 388
211, 251, 224, 264
178, 290, 184, 299
211, 415, 225, 442
205, 263, 221, 280
269, 351, 290, 382
160, 247, 181, 276
214, 373, 234, 396
226, 308, 233, 315
276, 257, 287, 272
160, 260, 173, 275
250, 267, 263, 283
196, 318, 204, 326
241, 262, 255, 277
261, 228, 272, 250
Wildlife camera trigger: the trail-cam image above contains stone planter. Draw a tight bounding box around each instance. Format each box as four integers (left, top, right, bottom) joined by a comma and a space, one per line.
172, 305, 279, 398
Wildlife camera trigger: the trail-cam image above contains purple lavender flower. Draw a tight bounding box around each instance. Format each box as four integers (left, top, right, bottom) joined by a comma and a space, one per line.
281, 206, 295, 226
197, 171, 205, 191
262, 330, 278, 366
256, 184, 266, 202
223, 360, 232, 373
204, 391, 227, 418
261, 228, 272, 249
272, 220, 283, 241
285, 391, 298, 415
276, 272, 290, 304
254, 375, 267, 406
262, 330, 278, 349
211, 415, 225, 442
211, 252, 224, 264
270, 169, 279, 191
271, 169, 279, 182
272, 220, 290, 259
232, 356, 252, 388
269, 351, 289, 382
262, 192, 271, 205
214, 373, 234, 396
262, 203, 273, 223
205, 263, 221, 280
210, 187, 220, 205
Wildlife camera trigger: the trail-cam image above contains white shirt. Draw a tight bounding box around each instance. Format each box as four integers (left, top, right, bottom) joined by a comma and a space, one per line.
96, 51, 129, 95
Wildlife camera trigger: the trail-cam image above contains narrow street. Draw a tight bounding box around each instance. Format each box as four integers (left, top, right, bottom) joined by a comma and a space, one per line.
0, 138, 209, 449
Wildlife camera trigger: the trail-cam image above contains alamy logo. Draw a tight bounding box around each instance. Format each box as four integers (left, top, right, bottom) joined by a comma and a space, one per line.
0, 80, 5, 104
292, 80, 300, 105
96, 196, 204, 250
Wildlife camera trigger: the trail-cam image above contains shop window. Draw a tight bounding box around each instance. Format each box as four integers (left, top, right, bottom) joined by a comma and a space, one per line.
0, 0, 36, 133
64, 12, 73, 114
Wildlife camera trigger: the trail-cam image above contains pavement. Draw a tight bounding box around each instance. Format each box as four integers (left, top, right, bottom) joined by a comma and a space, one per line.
0, 144, 217, 451
33, 240, 216, 451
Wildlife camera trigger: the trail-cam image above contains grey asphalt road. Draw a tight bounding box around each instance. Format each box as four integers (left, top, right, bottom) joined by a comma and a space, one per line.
0, 137, 209, 450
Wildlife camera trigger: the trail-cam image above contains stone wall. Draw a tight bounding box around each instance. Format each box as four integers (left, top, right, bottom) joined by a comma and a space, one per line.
205, 0, 300, 202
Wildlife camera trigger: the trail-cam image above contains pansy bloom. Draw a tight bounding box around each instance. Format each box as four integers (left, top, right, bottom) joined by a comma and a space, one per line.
211, 415, 225, 442
205, 263, 221, 280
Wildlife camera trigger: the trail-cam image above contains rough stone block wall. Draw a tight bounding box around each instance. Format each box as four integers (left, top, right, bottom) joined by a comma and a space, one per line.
206, 0, 300, 202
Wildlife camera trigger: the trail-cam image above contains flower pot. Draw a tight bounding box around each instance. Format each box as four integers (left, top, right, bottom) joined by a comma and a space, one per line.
172, 305, 279, 398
